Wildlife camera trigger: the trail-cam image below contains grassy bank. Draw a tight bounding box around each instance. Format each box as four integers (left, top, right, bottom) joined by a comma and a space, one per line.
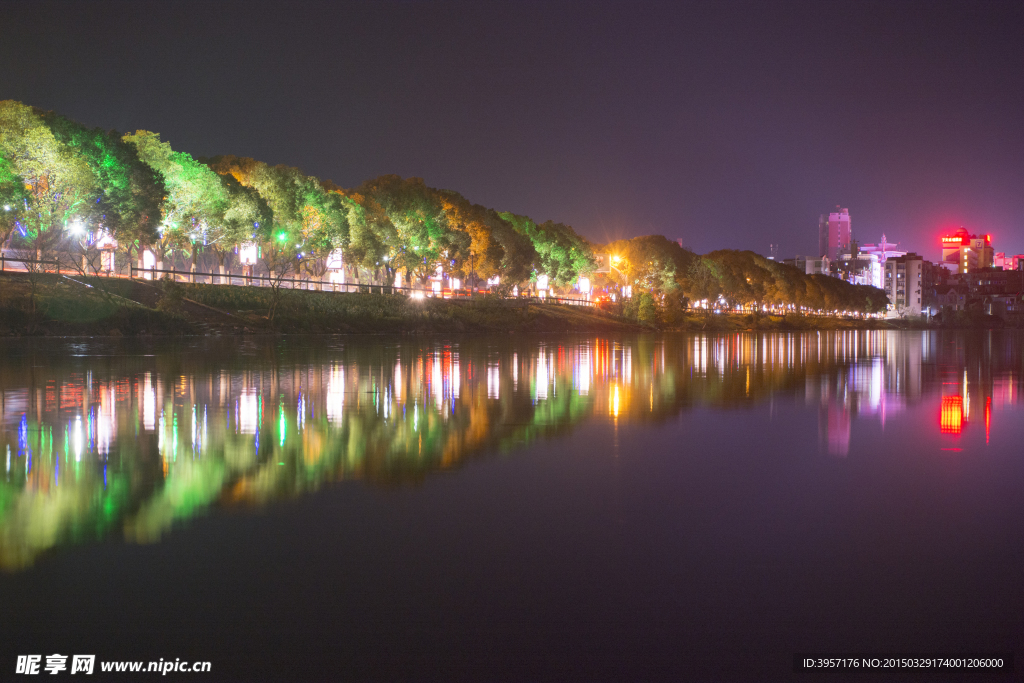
2, 272, 1013, 336
171, 280, 640, 334
0, 272, 188, 336
0, 273, 639, 336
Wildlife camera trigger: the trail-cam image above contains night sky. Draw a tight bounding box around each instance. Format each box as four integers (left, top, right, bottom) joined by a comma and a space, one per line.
3, 0, 1022, 258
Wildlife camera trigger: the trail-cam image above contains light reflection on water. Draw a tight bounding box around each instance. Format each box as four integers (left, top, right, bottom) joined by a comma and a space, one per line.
0, 330, 1020, 570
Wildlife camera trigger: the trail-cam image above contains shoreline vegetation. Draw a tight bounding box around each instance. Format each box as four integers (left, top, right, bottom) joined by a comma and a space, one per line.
2, 99, 897, 334
0, 271, 1011, 337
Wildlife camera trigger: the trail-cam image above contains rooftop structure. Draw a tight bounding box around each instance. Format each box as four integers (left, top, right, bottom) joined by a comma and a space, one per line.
940, 228, 993, 274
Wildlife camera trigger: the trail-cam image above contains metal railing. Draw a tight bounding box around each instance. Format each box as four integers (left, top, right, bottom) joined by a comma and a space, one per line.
127, 265, 596, 306
0, 254, 61, 272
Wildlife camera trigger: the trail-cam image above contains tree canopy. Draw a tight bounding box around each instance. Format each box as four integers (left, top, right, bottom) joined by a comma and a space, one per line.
0, 100, 890, 315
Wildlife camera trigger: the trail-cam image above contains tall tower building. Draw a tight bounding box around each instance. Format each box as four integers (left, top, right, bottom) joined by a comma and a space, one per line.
818, 207, 852, 263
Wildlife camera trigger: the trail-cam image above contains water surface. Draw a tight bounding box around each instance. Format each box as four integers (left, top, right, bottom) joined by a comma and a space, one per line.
0, 332, 1022, 681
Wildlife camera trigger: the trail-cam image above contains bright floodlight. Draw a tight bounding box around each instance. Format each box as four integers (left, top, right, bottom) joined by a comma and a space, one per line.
578, 277, 591, 294
239, 242, 259, 266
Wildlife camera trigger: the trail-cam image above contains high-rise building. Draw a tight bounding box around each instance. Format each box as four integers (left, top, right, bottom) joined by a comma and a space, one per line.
819, 207, 852, 264
884, 252, 924, 317
940, 228, 993, 273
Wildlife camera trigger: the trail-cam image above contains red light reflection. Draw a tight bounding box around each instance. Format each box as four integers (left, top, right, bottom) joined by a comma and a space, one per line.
940, 396, 963, 435
985, 396, 991, 443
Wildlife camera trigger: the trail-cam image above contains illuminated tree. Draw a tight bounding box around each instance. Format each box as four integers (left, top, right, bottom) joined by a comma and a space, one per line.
438, 192, 536, 289
499, 213, 596, 288
355, 176, 468, 284
0, 155, 29, 248
684, 256, 722, 319
206, 174, 273, 280
40, 111, 163, 269
123, 131, 228, 269
207, 156, 348, 284
0, 100, 98, 261
333, 189, 395, 282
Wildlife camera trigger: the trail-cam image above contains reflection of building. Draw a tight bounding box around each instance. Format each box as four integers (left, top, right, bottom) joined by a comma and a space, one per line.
940, 396, 963, 434
820, 402, 852, 456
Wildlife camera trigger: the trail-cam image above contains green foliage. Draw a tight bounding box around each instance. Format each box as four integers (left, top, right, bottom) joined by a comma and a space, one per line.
0, 100, 98, 253
122, 131, 228, 255
499, 213, 596, 286
624, 290, 657, 325
0, 155, 30, 244
39, 110, 163, 247
0, 99, 892, 325
206, 156, 348, 278
603, 235, 694, 293
355, 175, 468, 282
156, 275, 185, 313
684, 256, 722, 315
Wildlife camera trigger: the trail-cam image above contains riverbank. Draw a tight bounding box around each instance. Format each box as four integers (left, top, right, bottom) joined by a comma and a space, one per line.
0, 272, 1013, 336
0, 272, 640, 336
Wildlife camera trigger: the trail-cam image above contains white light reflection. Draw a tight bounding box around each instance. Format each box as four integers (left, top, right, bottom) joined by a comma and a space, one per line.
96, 384, 115, 456
394, 361, 402, 403
536, 352, 549, 401
487, 363, 500, 399
72, 415, 83, 461
239, 388, 260, 434
452, 355, 460, 400
143, 373, 156, 431
576, 347, 591, 395
433, 355, 443, 410
326, 366, 345, 423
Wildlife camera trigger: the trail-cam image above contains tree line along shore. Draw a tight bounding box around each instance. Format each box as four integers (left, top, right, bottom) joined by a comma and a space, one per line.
3, 99, 901, 336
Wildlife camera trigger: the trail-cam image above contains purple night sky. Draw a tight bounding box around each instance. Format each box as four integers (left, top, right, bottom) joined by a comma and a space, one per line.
4, 0, 1022, 258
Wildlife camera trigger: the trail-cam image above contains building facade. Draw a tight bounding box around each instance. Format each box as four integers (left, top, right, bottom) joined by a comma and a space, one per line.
993, 253, 1024, 271
818, 207, 852, 264
940, 228, 994, 273
884, 253, 924, 317
784, 255, 830, 275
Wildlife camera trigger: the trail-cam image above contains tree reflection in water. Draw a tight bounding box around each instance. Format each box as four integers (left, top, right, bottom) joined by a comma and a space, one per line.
0, 331, 1020, 569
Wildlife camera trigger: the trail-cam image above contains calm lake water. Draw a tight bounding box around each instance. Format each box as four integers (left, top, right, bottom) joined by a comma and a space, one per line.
0, 332, 1022, 681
